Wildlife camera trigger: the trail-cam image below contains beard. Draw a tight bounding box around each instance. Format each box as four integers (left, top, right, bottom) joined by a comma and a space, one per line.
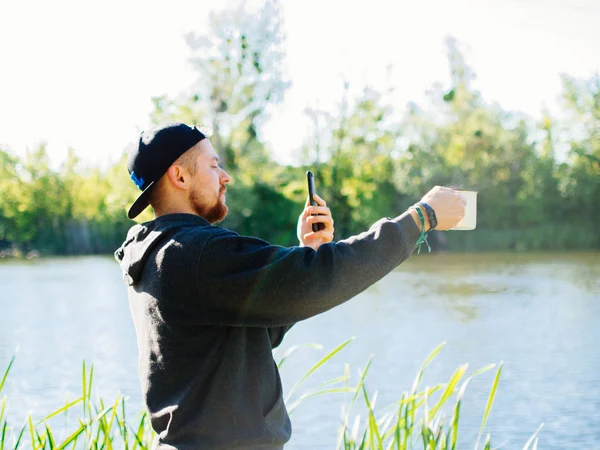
189, 187, 228, 224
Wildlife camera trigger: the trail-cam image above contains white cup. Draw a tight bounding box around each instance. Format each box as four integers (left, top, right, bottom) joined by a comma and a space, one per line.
451, 190, 477, 230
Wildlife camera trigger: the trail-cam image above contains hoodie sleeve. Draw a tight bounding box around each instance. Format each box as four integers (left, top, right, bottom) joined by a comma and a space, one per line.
195, 211, 422, 327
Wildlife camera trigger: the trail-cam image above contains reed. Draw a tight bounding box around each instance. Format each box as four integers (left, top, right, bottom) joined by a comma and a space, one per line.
0, 341, 541, 449
0, 358, 154, 450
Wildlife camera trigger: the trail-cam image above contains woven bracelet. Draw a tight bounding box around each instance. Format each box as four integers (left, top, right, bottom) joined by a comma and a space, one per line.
411, 206, 431, 254
417, 201, 438, 230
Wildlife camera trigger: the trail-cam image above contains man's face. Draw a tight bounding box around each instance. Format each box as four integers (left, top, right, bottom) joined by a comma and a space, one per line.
188, 139, 231, 224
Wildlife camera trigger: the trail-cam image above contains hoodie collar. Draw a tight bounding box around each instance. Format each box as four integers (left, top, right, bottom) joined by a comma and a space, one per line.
114, 213, 211, 286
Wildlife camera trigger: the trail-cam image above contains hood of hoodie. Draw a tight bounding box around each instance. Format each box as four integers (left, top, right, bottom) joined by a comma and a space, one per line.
114, 213, 211, 286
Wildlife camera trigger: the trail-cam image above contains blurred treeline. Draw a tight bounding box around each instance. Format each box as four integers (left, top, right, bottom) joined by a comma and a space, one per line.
1, 1, 598, 255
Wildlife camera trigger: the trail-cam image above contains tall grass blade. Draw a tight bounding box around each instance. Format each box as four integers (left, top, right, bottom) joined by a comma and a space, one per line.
407, 343, 446, 450
423, 385, 430, 428
362, 385, 383, 450
434, 414, 446, 445
450, 377, 472, 450
478, 362, 502, 438
87, 364, 94, 401
445, 364, 494, 450
522, 423, 544, 450
14, 418, 29, 449
45, 424, 56, 449
277, 343, 323, 369
285, 337, 354, 403
439, 430, 447, 450
102, 397, 122, 447
479, 361, 503, 434
351, 414, 361, 444
1, 420, 7, 450
357, 427, 368, 450
0, 396, 6, 425
130, 425, 144, 449
411, 342, 445, 395
56, 424, 87, 450
0, 355, 15, 394
82, 361, 87, 417
421, 386, 434, 449
94, 397, 110, 445
351, 356, 374, 408
403, 389, 411, 450
471, 364, 496, 378
119, 396, 129, 449
393, 394, 404, 449
377, 412, 395, 440
288, 387, 354, 414
35, 397, 84, 425
399, 385, 443, 407
289, 366, 352, 414
132, 412, 148, 449
95, 405, 114, 422
27, 415, 36, 449
483, 433, 491, 450
429, 364, 468, 418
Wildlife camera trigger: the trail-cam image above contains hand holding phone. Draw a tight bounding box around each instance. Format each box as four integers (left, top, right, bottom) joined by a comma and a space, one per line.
306, 171, 326, 232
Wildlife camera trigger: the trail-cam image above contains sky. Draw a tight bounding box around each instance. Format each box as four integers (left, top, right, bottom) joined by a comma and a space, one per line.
0, 0, 599, 168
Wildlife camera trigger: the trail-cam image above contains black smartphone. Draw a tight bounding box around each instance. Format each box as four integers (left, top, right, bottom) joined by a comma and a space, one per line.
306, 171, 325, 232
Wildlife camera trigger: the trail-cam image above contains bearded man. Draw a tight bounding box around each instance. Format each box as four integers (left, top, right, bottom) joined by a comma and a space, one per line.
115, 122, 465, 450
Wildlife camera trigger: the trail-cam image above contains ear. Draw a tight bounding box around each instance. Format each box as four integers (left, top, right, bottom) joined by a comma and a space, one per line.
165, 164, 189, 190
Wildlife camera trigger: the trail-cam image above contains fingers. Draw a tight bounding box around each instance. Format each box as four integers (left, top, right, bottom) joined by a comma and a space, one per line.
304, 194, 327, 208
307, 213, 334, 231
312, 193, 327, 207
303, 230, 334, 242
422, 186, 469, 230
306, 205, 330, 216
299, 193, 334, 248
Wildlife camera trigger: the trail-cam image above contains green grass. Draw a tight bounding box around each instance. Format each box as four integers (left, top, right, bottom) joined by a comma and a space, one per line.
0, 358, 154, 450
0, 341, 542, 449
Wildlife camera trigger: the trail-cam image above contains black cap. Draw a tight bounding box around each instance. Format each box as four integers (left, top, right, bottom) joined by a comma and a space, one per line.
126, 123, 206, 219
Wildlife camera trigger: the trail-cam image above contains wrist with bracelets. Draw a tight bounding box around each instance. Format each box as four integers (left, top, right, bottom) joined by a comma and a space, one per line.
417, 202, 438, 230
410, 202, 437, 254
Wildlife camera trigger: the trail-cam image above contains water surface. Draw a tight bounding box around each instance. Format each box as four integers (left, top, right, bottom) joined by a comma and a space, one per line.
0, 252, 599, 448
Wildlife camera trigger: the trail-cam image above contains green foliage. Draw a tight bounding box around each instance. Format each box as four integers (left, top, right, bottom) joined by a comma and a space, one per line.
0, 148, 137, 255
1, 4, 598, 254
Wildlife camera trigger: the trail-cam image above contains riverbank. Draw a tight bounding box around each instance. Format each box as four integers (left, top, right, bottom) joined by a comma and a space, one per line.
2, 222, 599, 259
0, 248, 40, 259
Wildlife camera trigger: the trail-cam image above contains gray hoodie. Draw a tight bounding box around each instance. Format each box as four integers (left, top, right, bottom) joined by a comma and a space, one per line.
114, 212, 420, 449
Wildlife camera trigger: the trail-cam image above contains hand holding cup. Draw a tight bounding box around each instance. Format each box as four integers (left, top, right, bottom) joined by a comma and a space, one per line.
419, 186, 467, 231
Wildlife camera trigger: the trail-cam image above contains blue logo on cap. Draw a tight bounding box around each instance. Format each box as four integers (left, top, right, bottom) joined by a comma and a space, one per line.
130, 172, 145, 190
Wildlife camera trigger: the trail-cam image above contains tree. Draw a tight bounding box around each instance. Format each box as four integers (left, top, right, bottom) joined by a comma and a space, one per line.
558, 73, 600, 230
151, 0, 289, 172
304, 83, 405, 236
0, 149, 21, 246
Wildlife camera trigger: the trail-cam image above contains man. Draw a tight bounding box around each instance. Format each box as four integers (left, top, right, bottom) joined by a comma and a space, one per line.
115, 122, 466, 449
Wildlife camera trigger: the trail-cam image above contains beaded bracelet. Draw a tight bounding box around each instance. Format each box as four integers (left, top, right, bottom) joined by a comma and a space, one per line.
411, 205, 431, 254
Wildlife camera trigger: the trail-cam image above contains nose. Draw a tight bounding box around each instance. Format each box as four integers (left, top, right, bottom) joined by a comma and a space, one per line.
220, 168, 231, 185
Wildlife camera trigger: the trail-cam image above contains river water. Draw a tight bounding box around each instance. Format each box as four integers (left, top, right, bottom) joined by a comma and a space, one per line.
0, 252, 599, 449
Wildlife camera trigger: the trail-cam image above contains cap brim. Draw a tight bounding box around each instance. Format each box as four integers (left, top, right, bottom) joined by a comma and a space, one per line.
127, 181, 155, 219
